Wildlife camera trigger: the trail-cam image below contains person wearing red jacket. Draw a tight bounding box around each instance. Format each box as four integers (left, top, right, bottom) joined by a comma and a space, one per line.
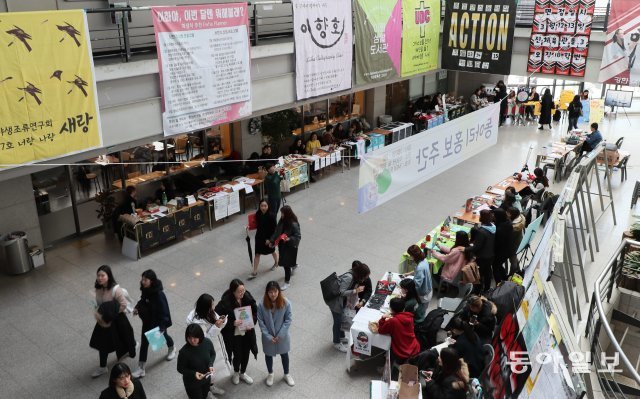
378, 297, 421, 379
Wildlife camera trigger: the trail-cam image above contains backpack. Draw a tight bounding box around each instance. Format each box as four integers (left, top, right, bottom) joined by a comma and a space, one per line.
461, 261, 481, 285
320, 272, 350, 304
421, 308, 447, 346
486, 281, 524, 323
112, 284, 135, 314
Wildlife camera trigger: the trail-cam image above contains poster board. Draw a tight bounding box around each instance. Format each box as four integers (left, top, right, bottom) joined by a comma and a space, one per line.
0, 10, 102, 168
598, 0, 640, 86
604, 89, 633, 108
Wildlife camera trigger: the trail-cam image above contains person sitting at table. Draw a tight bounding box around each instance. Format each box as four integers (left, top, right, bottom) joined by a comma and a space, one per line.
322, 125, 335, 146
399, 279, 428, 349
507, 207, 525, 276
519, 167, 549, 200
377, 297, 421, 379
155, 181, 175, 205
430, 93, 443, 111
122, 185, 138, 215
581, 122, 603, 154
467, 210, 495, 292
524, 87, 539, 120
491, 208, 513, 286
469, 88, 483, 111
447, 317, 484, 379
333, 123, 348, 141
432, 231, 471, 287
403, 245, 433, 304
289, 138, 306, 156
259, 145, 274, 168
457, 295, 497, 343
488, 186, 522, 213
423, 348, 470, 399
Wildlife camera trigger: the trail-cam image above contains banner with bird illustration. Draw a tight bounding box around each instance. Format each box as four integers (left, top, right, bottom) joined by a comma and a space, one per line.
0, 10, 101, 168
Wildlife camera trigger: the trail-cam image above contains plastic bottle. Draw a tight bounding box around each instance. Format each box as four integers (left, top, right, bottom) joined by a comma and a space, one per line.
162, 192, 167, 206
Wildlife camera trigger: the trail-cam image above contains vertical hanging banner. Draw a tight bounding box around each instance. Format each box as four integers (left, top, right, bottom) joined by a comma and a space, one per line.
293, 0, 353, 100
358, 103, 499, 214
152, 4, 252, 136
599, 0, 640, 86
401, 0, 441, 77
354, 0, 402, 85
441, 0, 517, 74
527, 0, 595, 77
0, 10, 101, 168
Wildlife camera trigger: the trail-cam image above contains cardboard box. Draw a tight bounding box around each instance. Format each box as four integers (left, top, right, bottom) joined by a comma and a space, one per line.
596, 149, 620, 166
398, 364, 420, 399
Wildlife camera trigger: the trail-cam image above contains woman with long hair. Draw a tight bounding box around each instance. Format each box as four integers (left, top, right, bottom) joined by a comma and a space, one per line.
214, 279, 258, 385
469, 210, 495, 292
99, 363, 146, 399
131, 269, 175, 378
185, 294, 227, 397
432, 231, 471, 285
403, 244, 433, 304
247, 199, 278, 280
567, 94, 583, 131
423, 347, 470, 399
257, 281, 294, 387
90, 265, 136, 378
538, 88, 554, 130
492, 209, 513, 286
267, 205, 301, 291
177, 324, 216, 399
448, 317, 485, 378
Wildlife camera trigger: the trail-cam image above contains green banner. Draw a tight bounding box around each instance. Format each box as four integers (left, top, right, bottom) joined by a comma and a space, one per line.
401, 0, 441, 77
354, 0, 402, 85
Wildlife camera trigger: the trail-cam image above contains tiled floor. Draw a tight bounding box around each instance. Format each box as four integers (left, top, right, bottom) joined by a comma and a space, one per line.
0, 115, 637, 398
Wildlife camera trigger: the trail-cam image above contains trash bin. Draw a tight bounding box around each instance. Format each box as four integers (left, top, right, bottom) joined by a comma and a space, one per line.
1, 231, 33, 275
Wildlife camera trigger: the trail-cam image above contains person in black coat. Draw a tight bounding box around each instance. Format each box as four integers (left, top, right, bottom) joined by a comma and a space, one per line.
355, 276, 373, 312
494, 81, 508, 126
423, 348, 470, 399
177, 324, 216, 399
99, 363, 147, 399
248, 200, 278, 280
214, 279, 258, 385
491, 208, 513, 286
289, 138, 306, 155
467, 210, 496, 292
267, 205, 302, 291
457, 296, 497, 343
538, 88, 554, 130
567, 95, 583, 132
131, 270, 175, 378
448, 317, 485, 378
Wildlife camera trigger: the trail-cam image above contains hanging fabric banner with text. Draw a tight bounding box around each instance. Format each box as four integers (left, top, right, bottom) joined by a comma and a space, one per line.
358, 103, 499, 213
0, 10, 102, 168
152, 4, 252, 136
401, 0, 441, 77
293, 0, 353, 100
354, 0, 402, 85
599, 0, 640, 86
441, 0, 517, 75
527, 0, 595, 77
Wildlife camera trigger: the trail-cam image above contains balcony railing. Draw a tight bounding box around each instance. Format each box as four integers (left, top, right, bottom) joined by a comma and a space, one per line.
85, 0, 610, 62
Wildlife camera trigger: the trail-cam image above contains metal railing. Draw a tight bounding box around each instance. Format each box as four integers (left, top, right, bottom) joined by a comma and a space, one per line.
585, 238, 640, 398
85, 0, 610, 62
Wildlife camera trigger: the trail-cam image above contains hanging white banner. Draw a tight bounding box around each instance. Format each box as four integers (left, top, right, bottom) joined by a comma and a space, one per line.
358, 104, 500, 213
292, 0, 353, 100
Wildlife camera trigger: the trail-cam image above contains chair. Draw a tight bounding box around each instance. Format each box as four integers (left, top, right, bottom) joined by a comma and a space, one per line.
615, 137, 624, 150
438, 283, 473, 313
174, 136, 188, 161
631, 181, 640, 209
562, 154, 579, 180
85, 171, 101, 193
616, 155, 630, 183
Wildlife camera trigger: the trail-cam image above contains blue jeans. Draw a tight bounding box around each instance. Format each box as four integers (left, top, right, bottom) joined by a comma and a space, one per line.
265, 353, 289, 374
331, 311, 344, 344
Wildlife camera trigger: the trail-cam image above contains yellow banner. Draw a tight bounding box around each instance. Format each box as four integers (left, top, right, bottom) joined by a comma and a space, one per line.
589, 99, 604, 125
0, 10, 101, 167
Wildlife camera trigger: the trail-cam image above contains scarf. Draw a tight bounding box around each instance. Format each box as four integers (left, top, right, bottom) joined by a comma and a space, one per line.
115, 383, 134, 398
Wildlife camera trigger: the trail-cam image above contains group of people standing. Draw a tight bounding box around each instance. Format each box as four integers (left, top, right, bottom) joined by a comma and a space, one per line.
91, 266, 295, 399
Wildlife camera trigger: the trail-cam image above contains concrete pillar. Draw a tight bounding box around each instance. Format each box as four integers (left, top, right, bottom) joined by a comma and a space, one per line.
365, 85, 387, 128
0, 175, 44, 250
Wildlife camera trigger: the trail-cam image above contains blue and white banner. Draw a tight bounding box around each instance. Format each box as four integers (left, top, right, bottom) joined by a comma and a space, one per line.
292, 0, 353, 100
358, 104, 500, 213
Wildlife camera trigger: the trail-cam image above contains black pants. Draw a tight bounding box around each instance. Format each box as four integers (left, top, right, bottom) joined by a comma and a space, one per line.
525, 106, 534, 119
185, 383, 209, 399
492, 257, 508, 286
284, 266, 292, 283
390, 351, 409, 380
139, 325, 174, 362
226, 335, 251, 373
568, 116, 579, 131
476, 257, 494, 292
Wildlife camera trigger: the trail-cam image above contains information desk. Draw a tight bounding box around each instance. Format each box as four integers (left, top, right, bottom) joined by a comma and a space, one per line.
281, 160, 309, 190
123, 201, 206, 259
302, 145, 345, 176
399, 223, 472, 274
198, 189, 241, 229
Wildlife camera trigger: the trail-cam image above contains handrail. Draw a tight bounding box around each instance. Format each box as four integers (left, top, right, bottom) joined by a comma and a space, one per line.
586, 238, 640, 396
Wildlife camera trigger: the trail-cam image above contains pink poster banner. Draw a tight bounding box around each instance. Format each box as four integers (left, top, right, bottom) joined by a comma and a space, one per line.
152, 4, 252, 136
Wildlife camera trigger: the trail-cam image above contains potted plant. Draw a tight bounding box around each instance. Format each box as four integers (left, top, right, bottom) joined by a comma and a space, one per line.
95, 190, 117, 236
260, 109, 300, 148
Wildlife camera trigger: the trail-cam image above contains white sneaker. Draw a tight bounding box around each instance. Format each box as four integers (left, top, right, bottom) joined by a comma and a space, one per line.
266, 373, 274, 387
210, 384, 225, 395
284, 374, 295, 386
91, 367, 108, 378
340, 337, 349, 344
281, 283, 290, 291
131, 367, 146, 378
166, 346, 176, 361
333, 343, 348, 353
240, 373, 253, 385
231, 372, 240, 385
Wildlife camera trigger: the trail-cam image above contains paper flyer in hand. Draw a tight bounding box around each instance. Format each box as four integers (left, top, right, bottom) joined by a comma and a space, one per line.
234, 306, 254, 331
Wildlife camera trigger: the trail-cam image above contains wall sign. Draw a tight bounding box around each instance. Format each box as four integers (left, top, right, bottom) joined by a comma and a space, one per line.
599, 0, 640, 86
401, 0, 441, 77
